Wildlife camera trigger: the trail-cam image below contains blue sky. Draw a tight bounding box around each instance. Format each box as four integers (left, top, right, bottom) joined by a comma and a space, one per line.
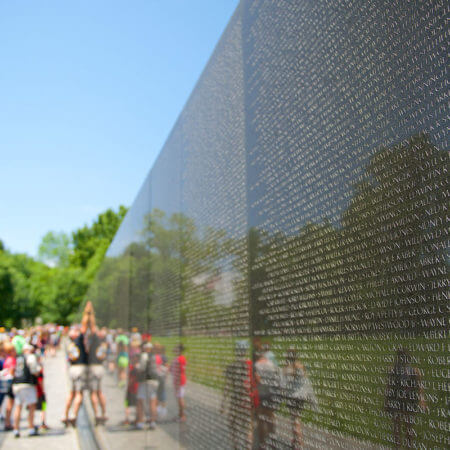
0, 0, 239, 257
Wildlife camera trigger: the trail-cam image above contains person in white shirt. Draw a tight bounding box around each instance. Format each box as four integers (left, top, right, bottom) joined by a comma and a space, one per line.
12, 343, 41, 437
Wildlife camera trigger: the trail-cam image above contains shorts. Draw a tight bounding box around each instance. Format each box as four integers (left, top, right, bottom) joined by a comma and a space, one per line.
12, 385, 37, 407
87, 364, 104, 391
175, 386, 185, 399
118, 355, 129, 369
157, 379, 166, 402
0, 378, 12, 396
7, 382, 14, 399
137, 380, 159, 400
69, 364, 88, 392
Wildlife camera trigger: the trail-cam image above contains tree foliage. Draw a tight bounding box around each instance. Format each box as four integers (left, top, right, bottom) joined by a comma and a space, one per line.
0, 205, 128, 326
87, 133, 448, 338
38, 231, 71, 267
71, 206, 128, 268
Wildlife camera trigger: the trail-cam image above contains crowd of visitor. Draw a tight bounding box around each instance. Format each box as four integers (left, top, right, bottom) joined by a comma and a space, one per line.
64, 301, 187, 430
0, 302, 423, 448
0, 302, 187, 438
0, 300, 314, 447
0, 324, 61, 437
221, 339, 318, 449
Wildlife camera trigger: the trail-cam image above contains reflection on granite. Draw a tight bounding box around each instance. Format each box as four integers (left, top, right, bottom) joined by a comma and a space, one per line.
87, 1, 449, 448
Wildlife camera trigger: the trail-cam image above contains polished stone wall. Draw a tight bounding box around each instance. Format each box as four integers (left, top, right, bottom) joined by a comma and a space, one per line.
88, 1, 449, 448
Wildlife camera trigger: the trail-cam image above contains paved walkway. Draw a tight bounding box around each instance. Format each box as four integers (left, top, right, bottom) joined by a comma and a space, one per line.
183, 382, 386, 450
0, 349, 79, 450
0, 349, 387, 449
90, 369, 185, 449
89, 370, 386, 450
176, 381, 384, 450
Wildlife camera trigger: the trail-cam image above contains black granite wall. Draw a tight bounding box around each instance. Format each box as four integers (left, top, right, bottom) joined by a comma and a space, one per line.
88, 1, 449, 448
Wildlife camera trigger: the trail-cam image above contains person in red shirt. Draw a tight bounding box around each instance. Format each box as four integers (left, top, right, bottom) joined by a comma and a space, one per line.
170, 344, 186, 422
2, 342, 16, 431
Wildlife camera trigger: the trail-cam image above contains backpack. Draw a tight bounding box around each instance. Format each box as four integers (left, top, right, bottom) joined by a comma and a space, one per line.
13, 354, 35, 385
145, 353, 160, 381
255, 359, 280, 404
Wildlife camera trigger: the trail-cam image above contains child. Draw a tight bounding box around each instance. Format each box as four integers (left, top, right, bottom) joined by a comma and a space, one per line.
117, 342, 129, 388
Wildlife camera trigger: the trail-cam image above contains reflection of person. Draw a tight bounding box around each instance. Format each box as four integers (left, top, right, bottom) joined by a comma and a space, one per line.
136, 342, 159, 429
87, 325, 108, 425
254, 347, 280, 448
106, 329, 117, 373
221, 340, 255, 450
282, 348, 307, 449
123, 351, 139, 425
116, 337, 129, 388
385, 348, 426, 449
155, 343, 169, 419
170, 344, 186, 423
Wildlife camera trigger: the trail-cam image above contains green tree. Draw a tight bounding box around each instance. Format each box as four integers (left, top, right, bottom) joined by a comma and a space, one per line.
71, 205, 128, 269
340, 133, 448, 332
0, 251, 45, 327
38, 231, 71, 267
0, 205, 128, 326
0, 258, 15, 326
